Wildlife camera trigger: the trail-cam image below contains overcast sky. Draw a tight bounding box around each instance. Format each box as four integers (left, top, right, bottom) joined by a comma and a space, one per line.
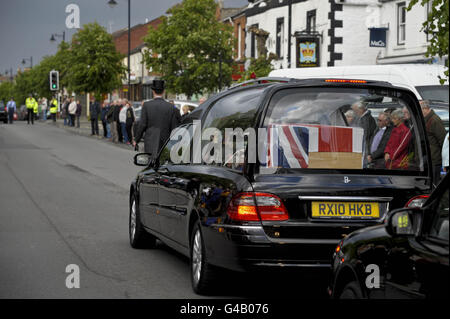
0, 0, 248, 76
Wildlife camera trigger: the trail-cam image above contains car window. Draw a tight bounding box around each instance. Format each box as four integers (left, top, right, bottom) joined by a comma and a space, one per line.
202, 87, 265, 167
261, 87, 425, 173
158, 124, 192, 166
429, 188, 449, 241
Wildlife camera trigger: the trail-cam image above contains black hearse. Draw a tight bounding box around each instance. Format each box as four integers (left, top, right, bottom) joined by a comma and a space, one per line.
129, 78, 434, 294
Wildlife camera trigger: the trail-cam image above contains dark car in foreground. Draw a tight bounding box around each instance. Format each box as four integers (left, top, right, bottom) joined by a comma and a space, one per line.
330, 174, 448, 299
129, 78, 434, 294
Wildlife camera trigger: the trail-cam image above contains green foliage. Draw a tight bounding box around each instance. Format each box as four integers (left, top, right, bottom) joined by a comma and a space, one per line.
238, 54, 276, 82
143, 0, 234, 97
0, 81, 15, 104
13, 69, 35, 105
68, 22, 126, 95
407, 0, 449, 84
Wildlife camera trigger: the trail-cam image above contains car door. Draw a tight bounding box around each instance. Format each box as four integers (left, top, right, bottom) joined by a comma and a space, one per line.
139, 169, 161, 233
155, 125, 193, 244
384, 178, 449, 298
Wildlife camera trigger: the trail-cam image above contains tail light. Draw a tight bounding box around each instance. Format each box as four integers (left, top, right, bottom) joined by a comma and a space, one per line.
227, 192, 289, 221
406, 195, 429, 208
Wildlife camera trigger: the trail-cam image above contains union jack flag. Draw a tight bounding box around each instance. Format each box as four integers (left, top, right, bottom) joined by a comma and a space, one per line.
265, 124, 364, 169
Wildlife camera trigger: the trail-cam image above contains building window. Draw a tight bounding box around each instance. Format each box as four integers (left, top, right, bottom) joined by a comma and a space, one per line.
250, 24, 258, 58
307, 10, 316, 33
397, 2, 406, 45
276, 18, 284, 59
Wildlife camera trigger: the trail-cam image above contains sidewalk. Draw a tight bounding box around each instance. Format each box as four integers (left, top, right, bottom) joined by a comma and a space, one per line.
45, 117, 143, 151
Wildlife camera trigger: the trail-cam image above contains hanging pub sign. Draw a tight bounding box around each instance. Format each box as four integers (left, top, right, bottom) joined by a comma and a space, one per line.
369, 28, 388, 47
296, 37, 320, 67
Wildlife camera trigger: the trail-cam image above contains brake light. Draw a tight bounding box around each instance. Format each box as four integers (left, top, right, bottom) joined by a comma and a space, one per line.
405, 195, 429, 208
324, 79, 367, 83
227, 192, 289, 221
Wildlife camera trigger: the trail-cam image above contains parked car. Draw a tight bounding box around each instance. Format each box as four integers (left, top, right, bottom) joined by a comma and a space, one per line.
329, 174, 448, 299
0, 101, 7, 123
431, 102, 449, 133
270, 64, 449, 103
129, 78, 434, 295
173, 100, 198, 116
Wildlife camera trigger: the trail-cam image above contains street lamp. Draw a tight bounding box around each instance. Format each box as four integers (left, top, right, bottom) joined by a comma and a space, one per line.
108, 0, 131, 100
50, 31, 66, 42
22, 56, 33, 69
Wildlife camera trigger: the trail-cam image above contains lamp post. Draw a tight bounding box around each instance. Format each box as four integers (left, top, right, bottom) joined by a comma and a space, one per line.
50, 31, 66, 42
22, 57, 33, 69
108, 0, 131, 100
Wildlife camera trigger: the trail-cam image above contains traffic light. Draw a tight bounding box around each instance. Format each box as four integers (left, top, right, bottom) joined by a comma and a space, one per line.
49, 70, 59, 91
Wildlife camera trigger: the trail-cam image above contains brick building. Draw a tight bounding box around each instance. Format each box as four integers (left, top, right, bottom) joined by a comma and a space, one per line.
112, 17, 162, 101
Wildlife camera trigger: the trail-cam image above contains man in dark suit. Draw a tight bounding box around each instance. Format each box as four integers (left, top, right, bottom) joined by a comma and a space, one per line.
367, 112, 393, 168
89, 97, 101, 136
352, 101, 377, 153
133, 79, 180, 159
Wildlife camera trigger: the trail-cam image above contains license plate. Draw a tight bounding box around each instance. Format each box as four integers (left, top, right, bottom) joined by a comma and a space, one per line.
311, 201, 380, 219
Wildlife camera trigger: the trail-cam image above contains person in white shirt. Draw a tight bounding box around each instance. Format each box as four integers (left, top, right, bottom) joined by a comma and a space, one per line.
40, 98, 48, 121
68, 98, 77, 127
119, 101, 129, 143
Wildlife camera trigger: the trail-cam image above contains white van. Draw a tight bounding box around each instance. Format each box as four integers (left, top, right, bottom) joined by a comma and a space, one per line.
269, 64, 448, 103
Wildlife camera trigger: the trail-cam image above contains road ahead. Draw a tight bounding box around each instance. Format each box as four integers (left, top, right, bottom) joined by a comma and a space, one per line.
0, 122, 328, 299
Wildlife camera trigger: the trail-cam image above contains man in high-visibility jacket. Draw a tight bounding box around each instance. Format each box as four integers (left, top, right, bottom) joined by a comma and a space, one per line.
25, 94, 38, 125
50, 98, 58, 122
33, 99, 39, 121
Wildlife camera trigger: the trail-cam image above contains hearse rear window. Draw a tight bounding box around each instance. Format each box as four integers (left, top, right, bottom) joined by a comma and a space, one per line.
261, 87, 425, 173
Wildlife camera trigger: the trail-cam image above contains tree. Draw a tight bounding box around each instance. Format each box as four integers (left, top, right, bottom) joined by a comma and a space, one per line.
0, 81, 15, 104
68, 22, 125, 95
14, 68, 36, 105
238, 54, 276, 82
143, 0, 234, 98
407, 0, 449, 83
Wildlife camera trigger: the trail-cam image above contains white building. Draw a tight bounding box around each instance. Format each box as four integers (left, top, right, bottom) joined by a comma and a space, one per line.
376, 0, 446, 65
243, 0, 445, 69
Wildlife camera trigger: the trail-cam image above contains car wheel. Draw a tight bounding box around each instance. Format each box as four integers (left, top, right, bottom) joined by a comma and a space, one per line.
190, 222, 218, 295
339, 281, 364, 299
129, 194, 157, 249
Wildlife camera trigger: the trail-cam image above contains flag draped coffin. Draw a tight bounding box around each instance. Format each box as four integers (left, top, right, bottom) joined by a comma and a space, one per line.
267, 124, 364, 169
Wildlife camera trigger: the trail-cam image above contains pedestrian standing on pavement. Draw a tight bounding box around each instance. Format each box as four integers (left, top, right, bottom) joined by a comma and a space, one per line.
50, 98, 58, 122
109, 100, 119, 143
125, 102, 135, 145
116, 100, 124, 143
89, 97, 101, 136
68, 98, 77, 127
6, 97, 16, 124
420, 100, 447, 184
41, 98, 48, 121
33, 99, 39, 121
119, 100, 128, 143
351, 101, 377, 154
76, 100, 82, 128
62, 97, 69, 126
25, 94, 37, 125
133, 79, 180, 157
100, 101, 110, 138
